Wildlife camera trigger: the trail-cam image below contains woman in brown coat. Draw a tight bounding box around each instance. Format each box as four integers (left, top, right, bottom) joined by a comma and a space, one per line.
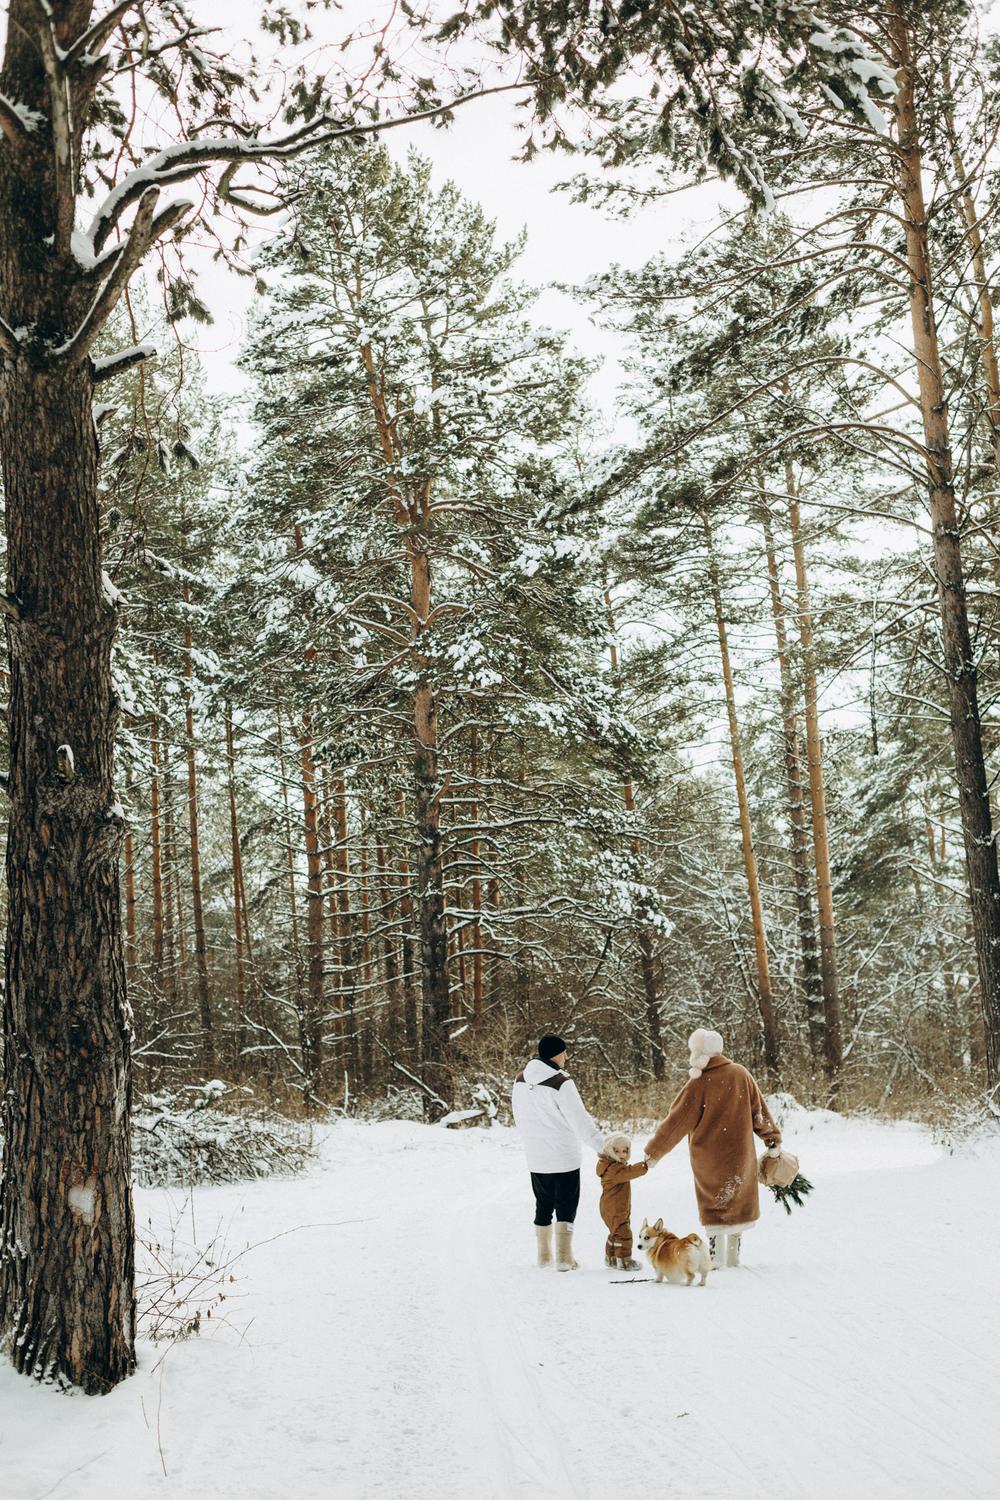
644, 1028, 781, 1269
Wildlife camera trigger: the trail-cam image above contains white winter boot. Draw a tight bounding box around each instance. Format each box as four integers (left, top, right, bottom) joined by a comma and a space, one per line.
536, 1225, 553, 1269
554, 1221, 578, 1271
708, 1232, 726, 1270
726, 1233, 742, 1268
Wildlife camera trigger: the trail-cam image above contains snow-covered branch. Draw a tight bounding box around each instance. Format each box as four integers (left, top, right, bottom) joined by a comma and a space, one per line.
85, 83, 527, 254
92, 343, 157, 385
63, 0, 140, 67
0, 316, 21, 359
0, 92, 42, 150
55, 186, 165, 366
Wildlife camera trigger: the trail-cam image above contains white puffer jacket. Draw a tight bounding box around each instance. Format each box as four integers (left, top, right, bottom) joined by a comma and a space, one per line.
511, 1058, 605, 1173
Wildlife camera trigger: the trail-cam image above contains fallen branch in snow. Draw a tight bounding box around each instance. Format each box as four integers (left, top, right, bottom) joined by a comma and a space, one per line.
609, 1277, 657, 1284
133, 1086, 314, 1187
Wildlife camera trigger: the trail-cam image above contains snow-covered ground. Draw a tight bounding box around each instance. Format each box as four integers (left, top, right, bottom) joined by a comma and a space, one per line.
2, 1107, 998, 1500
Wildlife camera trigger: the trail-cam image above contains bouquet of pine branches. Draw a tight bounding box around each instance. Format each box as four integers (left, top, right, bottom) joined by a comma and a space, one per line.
759, 1148, 814, 1213
768, 1173, 814, 1215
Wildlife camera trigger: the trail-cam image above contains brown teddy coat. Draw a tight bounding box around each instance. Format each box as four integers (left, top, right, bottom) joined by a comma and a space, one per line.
596, 1155, 648, 1259
644, 1056, 780, 1228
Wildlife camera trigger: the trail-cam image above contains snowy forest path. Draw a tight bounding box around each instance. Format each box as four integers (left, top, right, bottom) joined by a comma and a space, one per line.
2, 1111, 999, 1499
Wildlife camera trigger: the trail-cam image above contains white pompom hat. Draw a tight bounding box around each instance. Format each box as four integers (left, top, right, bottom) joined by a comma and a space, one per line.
688, 1027, 724, 1078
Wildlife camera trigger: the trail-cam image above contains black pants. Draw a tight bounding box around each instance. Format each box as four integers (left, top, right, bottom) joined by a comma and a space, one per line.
531, 1169, 580, 1226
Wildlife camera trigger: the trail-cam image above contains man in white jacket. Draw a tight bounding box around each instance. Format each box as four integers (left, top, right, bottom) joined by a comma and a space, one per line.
511, 1034, 605, 1271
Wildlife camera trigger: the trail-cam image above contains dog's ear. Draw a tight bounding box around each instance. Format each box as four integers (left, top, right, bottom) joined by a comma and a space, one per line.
653, 1217, 663, 1231
641, 1218, 648, 1230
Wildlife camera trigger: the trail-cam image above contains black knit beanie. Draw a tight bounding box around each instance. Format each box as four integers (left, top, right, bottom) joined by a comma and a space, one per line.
538, 1034, 567, 1063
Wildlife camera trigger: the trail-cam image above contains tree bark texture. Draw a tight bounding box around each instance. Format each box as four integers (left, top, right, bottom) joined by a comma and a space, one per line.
703, 518, 780, 1079
893, 17, 1000, 1086
604, 591, 664, 1079
761, 506, 825, 1063
181, 581, 214, 1073
0, 1, 137, 1391
785, 472, 843, 1081
298, 719, 325, 1108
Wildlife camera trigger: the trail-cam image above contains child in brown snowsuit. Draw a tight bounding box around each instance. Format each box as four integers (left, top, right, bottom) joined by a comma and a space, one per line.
597, 1132, 648, 1270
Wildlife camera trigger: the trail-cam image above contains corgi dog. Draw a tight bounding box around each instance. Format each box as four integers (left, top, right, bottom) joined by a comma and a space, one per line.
637, 1219, 710, 1286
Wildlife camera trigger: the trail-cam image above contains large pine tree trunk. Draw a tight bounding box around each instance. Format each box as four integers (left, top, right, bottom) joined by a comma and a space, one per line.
0, 3, 137, 1385
0, 363, 136, 1391
893, 19, 1000, 1085
703, 517, 780, 1079
761, 505, 825, 1065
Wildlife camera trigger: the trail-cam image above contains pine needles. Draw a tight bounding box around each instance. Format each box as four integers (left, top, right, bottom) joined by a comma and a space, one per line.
768, 1173, 814, 1215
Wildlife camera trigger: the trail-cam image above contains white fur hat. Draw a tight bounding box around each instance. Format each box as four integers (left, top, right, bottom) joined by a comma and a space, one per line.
688, 1027, 724, 1078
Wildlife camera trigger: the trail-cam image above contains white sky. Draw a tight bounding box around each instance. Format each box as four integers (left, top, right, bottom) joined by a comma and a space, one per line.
158, 2, 742, 422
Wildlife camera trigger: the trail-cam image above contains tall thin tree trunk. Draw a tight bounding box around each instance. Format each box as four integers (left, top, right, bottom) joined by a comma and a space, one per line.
702, 515, 780, 1078
358, 806, 373, 1086
469, 725, 485, 1027
784, 466, 843, 1083
123, 821, 138, 993
761, 503, 825, 1065
892, 17, 1000, 1085
396, 786, 419, 1061
276, 709, 304, 1020
360, 337, 450, 1102
604, 589, 664, 1079
224, 702, 248, 1068
332, 772, 358, 1079
181, 578, 214, 1073
375, 828, 404, 1056
150, 715, 165, 982
318, 768, 344, 1061
161, 745, 183, 1015
411, 554, 451, 1102
298, 716, 325, 1109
